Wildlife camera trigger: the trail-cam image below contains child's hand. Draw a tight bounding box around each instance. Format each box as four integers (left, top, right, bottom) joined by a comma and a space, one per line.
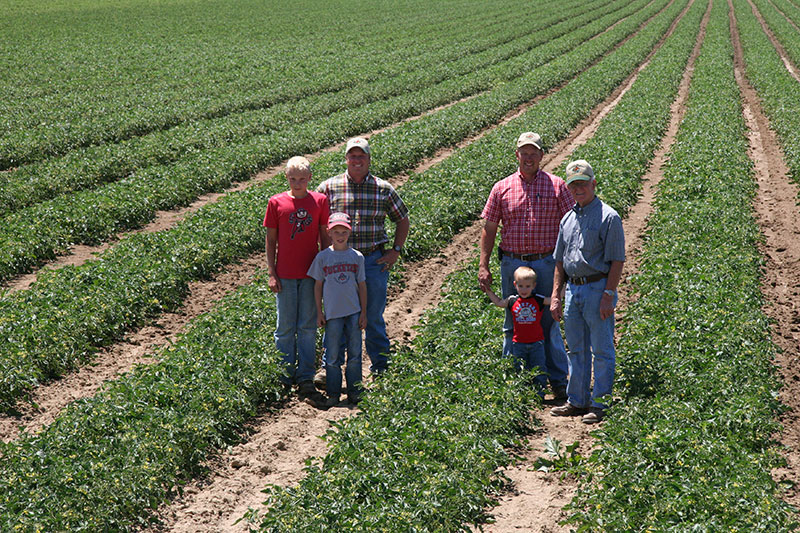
317, 316, 326, 328
359, 312, 367, 330
268, 274, 282, 293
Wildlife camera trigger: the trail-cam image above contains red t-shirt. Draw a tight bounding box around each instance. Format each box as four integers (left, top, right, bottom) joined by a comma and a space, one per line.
263, 191, 329, 279
507, 295, 545, 343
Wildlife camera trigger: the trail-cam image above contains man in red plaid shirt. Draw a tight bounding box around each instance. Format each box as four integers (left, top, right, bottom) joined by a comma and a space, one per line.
479, 132, 573, 400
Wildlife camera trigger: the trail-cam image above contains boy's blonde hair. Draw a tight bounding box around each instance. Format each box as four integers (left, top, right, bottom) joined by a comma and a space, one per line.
513, 266, 537, 284
286, 155, 311, 174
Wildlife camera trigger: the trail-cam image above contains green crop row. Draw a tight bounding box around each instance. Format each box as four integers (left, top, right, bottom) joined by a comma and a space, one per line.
401, 0, 689, 262
0, 0, 651, 283
0, 0, 673, 411
556, 0, 707, 216
0, 0, 573, 169
252, 259, 537, 532
736, 0, 800, 189
0, 271, 287, 531
567, 1, 796, 529
754, 0, 800, 70
0, 0, 614, 216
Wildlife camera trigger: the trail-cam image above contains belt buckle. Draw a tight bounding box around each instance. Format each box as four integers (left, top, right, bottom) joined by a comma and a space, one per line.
574, 276, 586, 285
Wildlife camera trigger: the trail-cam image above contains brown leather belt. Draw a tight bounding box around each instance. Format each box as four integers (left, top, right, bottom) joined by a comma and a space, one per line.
568, 273, 608, 285
358, 243, 385, 255
501, 249, 554, 261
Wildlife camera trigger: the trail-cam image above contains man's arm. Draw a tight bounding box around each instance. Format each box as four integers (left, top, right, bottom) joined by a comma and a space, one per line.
376, 216, 410, 271
478, 220, 499, 291
550, 260, 567, 322
599, 260, 624, 320
266, 227, 281, 293
319, 226, 331, 249
357, 280, 368, 329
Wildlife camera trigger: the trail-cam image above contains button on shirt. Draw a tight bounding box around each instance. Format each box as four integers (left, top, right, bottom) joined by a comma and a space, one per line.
554, 196, 626, 279
481, 169, 574, 254
317, 172, 408, 252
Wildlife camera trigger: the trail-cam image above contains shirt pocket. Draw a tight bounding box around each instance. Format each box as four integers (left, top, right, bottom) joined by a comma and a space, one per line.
535, 192, 559, 220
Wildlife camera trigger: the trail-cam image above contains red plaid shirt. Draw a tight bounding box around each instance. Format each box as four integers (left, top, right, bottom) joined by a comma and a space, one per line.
481, 169, 573, 254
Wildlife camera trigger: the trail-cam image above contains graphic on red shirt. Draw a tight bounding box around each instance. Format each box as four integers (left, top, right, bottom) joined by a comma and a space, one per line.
510, 295, 544, 343
289, 208, 312, 239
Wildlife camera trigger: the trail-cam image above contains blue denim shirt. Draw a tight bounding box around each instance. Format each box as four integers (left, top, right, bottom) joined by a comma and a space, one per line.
554, 196, 625, 279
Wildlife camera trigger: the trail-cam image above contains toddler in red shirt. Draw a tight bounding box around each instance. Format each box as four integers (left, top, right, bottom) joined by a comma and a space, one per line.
483, 266, 551, 399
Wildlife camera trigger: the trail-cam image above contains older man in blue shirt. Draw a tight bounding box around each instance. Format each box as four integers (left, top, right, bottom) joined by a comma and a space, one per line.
549, 160, 625, 424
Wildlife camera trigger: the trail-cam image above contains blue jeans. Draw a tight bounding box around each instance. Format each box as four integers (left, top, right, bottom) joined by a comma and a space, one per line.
274, 277, 317, 385
511, 340, 547, 396
324, 312, 363, 399
322, 249, 390, 373
563, 279, 616, 409
500, 253, 568, 389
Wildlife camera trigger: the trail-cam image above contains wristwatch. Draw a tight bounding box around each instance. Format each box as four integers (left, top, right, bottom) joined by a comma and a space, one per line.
603, 289, 616, 297
392, 244, 403, 253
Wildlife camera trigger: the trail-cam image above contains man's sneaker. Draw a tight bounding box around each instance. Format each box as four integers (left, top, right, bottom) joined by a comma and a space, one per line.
552, 386, 568, 400
313, 367, 326, 388
550, 402, 588, 417
582, 408, 604, 424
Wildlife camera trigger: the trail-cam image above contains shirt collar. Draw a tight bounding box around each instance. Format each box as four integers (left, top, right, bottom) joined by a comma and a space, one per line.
572, 195, 600, 213
346, 170, 373, 184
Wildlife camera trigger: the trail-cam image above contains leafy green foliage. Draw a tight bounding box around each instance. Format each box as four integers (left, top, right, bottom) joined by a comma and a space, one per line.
566, 2, 797, 529
532, 436, 583, 474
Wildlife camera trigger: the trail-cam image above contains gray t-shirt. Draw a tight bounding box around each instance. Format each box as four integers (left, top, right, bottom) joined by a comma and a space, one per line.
307, 247, 366, 320
554, 196, 625, 279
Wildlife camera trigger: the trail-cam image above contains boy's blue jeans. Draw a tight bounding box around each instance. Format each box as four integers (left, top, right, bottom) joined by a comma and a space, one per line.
500, 253, 569, 389
511, 340, 547, 396
274, 277, 317, 385
324, 311, 363, 399
563, 279, 616, 409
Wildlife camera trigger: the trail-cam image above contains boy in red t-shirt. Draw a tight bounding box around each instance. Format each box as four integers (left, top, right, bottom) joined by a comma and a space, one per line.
264, 156, 330, 408
483, 266, 551, 398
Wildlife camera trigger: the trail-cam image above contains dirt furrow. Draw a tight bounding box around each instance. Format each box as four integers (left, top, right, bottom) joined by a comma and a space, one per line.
749, 0, 800, 81
480, 1, 708, 530
730, 0, 800, 510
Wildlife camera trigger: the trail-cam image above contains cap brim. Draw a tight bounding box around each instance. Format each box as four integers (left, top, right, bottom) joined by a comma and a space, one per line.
565, 174, 592, 185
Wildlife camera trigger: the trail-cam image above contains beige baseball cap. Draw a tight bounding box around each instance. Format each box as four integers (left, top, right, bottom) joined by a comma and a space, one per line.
516, 132, 543, 150
565, 159, 595, 185
345, 137, 370, 155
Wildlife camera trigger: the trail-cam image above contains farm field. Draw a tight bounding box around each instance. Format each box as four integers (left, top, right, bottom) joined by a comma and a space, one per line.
1, 0, 800, 531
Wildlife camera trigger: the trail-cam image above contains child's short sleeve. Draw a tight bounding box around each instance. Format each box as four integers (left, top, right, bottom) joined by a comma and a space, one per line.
356, 252, 366, 283
307, 252, 325, 281
506, 295, 518, 309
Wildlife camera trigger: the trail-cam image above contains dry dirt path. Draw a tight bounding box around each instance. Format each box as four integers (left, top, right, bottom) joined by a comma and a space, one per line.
479, 0, 708, 530
730, 0, 800, 510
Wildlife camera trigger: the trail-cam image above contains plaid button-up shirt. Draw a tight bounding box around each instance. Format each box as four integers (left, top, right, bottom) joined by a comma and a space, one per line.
481, 169, 573, 254
317, 171, 409, 252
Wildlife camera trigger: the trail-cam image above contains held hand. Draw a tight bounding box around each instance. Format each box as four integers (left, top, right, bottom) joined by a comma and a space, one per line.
478, 265, 492, 291
599, 293, 615, 320
376, 249, 400, 271
268, 274, 281, 293
317, 315, 326, 328
550, 298, 562, 322
359, 312, 367, 329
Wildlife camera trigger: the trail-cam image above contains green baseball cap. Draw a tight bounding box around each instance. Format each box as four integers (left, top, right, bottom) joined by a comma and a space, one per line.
565, 159, 595, 185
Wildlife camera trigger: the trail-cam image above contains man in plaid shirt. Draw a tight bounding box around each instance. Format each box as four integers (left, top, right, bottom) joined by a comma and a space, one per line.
316, 137, 410, 377
479, 132, 574, 400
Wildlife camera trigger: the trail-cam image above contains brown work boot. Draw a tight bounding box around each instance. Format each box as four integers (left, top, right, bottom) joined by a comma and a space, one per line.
582, 408, 604, 424
298, 381, 328, 410
550, 402, 588, 417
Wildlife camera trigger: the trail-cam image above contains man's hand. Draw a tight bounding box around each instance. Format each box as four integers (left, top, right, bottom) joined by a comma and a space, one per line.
478, 264, 493, 291
550, 297, 562, 322
317, 314, 326, 328
268, 274, 282, 293
599, 293, 615, 320
359, 311, 367, 329
376, 249, 400, 271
